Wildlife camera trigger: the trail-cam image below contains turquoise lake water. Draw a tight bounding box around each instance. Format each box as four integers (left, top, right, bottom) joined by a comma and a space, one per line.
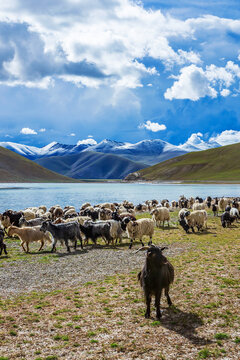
0, 182, 239, 212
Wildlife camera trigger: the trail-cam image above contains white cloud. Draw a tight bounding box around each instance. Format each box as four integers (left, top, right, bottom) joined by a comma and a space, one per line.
69, 133, 76, 136
209, 130, 240, 146
0, 0, 202, 89
139, 121, 166, 132
179, 129, 240, 151
0, 1, 239, 94
39, 128, 46, 132
179, 132, 211, 151
164, 65, 217, 101
220, 89, 230, 97
20, 127, 37, 135
77, 138, 97, 146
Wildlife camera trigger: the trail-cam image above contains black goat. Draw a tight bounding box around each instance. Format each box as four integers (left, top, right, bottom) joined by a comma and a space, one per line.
79, 222, 112, 245
137, 245, 174, 319
212, 204, 218, 217
221, 212, 235, 228
0, 229, 7, 255
40, 221, 83, 252
2, 210, 23, 227
179, 218, 191, 233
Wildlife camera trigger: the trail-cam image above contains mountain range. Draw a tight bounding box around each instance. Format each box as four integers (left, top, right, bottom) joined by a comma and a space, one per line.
0, 137, 218, 164
0, 137, 225, 179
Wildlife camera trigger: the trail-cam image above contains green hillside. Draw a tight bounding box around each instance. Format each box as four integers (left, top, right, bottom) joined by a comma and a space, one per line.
0, 146, 78, 182
125, 142, 240, 182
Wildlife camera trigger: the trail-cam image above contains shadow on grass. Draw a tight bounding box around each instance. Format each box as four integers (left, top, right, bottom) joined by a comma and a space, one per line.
160, 306, 212, 346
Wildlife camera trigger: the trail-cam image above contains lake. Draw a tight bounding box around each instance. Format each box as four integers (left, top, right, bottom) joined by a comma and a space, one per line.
0, 182, 240, 212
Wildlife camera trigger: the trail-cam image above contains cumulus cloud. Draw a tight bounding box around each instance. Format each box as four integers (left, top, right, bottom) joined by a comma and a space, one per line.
165, 60, 240, 101
39, 128, 46, 132
69, 133, 76, 136
0, 1, 239, 94
0, 0, 209, 90
20, 127, 37, 135
164, 65, 217, 101
209, 130, 240, 146
178, 132, 211, 151
139, 121, 166, 132
179, 129, 240, 151
220, 89, 230, 97
77, 138, 97, 146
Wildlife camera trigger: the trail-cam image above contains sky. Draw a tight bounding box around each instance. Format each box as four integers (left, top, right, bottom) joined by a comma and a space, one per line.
0, 0, 240, 147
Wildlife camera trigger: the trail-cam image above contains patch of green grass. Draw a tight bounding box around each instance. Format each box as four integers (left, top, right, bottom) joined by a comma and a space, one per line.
110, 342, 118, 348
214, 333, 230, 340
9, 330, 17, 336
150, 321, 161, 326
198, 348, 211, 359
90, 339, 98, 344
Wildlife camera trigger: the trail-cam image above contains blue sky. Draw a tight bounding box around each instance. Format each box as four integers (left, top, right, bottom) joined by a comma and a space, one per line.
0, 0, 240, 147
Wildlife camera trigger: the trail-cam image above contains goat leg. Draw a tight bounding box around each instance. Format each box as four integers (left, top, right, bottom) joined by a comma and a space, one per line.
64, 239, 70, 252
148, 236, 152, 246
38, 240, 44, 252
145, 294, 151, 319
21, 242, 27, 253
155, 291, 162, 319
4, 244, 7, 254
165, 287, 172, 306
129, 239, 133, 249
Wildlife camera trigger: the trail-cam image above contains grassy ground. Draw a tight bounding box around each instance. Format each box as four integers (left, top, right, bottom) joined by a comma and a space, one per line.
0, 212, 239, 359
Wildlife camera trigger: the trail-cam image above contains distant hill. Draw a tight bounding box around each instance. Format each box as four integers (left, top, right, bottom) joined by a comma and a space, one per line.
124, 142, 240, 182
35, 151, 148, 179
0, 147, 78, 182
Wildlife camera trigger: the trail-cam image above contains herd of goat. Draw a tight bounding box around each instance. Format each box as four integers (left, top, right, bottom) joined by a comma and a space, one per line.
0, 195, 239, 319
0, 195, 239, 255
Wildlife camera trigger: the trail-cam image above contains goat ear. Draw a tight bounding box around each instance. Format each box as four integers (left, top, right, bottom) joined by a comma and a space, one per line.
134, 246, 150, 253
160, 246, 168, 252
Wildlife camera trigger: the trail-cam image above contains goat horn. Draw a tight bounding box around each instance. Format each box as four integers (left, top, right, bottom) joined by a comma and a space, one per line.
134, 246, 150, 253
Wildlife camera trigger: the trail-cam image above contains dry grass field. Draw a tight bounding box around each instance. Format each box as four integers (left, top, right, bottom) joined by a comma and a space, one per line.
0, 211, 239, 359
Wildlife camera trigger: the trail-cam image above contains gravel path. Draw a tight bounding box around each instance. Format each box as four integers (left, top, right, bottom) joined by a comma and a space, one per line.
0, 243, 188, 297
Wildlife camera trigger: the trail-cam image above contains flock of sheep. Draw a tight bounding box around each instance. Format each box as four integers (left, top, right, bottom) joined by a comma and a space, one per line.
0, 195, 239, 255
0, 195, 239, 319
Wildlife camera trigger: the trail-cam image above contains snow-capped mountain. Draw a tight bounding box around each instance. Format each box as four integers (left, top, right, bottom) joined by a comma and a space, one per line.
0, 141, 91, 160
81, 139, 187, 165
0, 136, 226, 165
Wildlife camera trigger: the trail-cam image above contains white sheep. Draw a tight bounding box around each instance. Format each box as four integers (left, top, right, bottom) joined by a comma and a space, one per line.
185, 210, 207, 232
126, 218, 154, 248
192, 202, 205, 211
107, 220, 124, 244
7, 225, 52, 253
230, 208, 239, 222
219, 198, 230, 212
22, 209, 36, 220
151, 207, 170, 227
38, 205, 47, 213
80, 202, 91, 211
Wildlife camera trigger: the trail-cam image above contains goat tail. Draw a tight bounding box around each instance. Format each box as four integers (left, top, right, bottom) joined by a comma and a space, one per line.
45, 231, 54, 244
